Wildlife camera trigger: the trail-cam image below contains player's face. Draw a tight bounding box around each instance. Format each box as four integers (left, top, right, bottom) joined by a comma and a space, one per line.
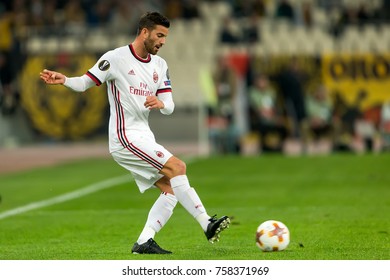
144, 25, 169, 55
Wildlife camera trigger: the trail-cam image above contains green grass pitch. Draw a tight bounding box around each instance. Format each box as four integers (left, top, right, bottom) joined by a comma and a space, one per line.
0, 153, 389, 260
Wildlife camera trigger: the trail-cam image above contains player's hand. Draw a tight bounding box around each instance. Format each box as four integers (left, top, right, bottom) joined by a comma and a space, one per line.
144, 96, 164, 110
39, 69, 66, 85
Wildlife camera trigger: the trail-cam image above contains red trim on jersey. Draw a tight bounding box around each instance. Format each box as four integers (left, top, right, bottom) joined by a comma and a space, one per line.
86, 71, 102, 86
128, 142, 163, 170
129, 44, 151, 63
156, 88, 172, 95
111, 82, 127, 147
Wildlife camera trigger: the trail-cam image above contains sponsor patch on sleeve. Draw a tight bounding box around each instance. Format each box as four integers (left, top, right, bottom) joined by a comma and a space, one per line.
164, 80, 171, 86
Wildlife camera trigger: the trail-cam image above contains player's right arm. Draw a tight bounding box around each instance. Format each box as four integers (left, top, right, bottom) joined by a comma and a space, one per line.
40, 50, 114, 92
40, 69, 95, 92
40, 69, 66, 85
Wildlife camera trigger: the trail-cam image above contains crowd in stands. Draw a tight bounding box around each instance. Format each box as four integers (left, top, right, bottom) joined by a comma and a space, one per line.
1, 0, 389, 43
0, 0, 203, 33
210, 54, 388, 155
218, 0, 390, 45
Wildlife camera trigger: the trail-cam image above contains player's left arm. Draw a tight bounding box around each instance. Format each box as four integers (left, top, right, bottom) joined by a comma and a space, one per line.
144, 92, 174, 115
158, 92, 174, 115
145, 59, 174, 114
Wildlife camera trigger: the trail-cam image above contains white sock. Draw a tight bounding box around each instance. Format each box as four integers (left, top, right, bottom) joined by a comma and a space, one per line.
137, 192, 177, 244
170, 175, 210, 231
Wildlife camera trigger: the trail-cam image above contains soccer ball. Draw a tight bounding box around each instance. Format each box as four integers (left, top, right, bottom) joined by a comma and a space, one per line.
256, 220, 290, 252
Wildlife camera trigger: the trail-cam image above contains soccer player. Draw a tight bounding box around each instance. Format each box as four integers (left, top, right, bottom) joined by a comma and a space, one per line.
39, 12, 230, 254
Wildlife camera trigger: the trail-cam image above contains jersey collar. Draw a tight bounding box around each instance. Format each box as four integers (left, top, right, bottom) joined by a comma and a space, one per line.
129, 44, 151, 63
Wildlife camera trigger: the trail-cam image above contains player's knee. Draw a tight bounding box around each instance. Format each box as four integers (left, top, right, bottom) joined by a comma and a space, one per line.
164, 156, 186, 177
172, 158, 186, 175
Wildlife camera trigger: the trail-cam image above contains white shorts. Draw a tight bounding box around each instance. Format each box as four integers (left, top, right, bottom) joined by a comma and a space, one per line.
111, 137, 173, 193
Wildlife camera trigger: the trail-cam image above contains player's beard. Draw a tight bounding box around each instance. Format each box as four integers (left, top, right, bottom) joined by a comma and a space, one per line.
144, 37, 160, 55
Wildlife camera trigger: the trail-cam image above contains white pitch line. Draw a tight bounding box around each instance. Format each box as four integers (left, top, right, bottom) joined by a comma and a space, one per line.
0, 175, 131, 220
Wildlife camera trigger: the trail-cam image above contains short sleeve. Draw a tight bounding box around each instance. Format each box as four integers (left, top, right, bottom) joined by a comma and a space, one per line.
86, 51, 115, 86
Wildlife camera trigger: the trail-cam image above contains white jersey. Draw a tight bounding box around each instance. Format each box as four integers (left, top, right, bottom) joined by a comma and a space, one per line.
86, 44, 172, 153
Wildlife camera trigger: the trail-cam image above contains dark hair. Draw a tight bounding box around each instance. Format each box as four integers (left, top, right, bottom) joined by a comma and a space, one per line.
137, 12, 170, 35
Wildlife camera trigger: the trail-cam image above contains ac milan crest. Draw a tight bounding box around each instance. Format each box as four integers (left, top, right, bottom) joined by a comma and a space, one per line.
153, 70, 158, 83
155, 150, 164, 158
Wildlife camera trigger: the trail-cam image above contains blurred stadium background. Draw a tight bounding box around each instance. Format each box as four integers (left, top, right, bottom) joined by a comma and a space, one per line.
1, 0, 390, 263
1, 0, 390, 165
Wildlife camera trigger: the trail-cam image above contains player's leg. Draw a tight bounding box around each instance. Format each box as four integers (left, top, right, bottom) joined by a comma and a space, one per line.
132, 194, 177, 254
160, 156, 230, 242
136, 176, 177, 245
111, 146, 176, 254
130, 176, 178, 254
